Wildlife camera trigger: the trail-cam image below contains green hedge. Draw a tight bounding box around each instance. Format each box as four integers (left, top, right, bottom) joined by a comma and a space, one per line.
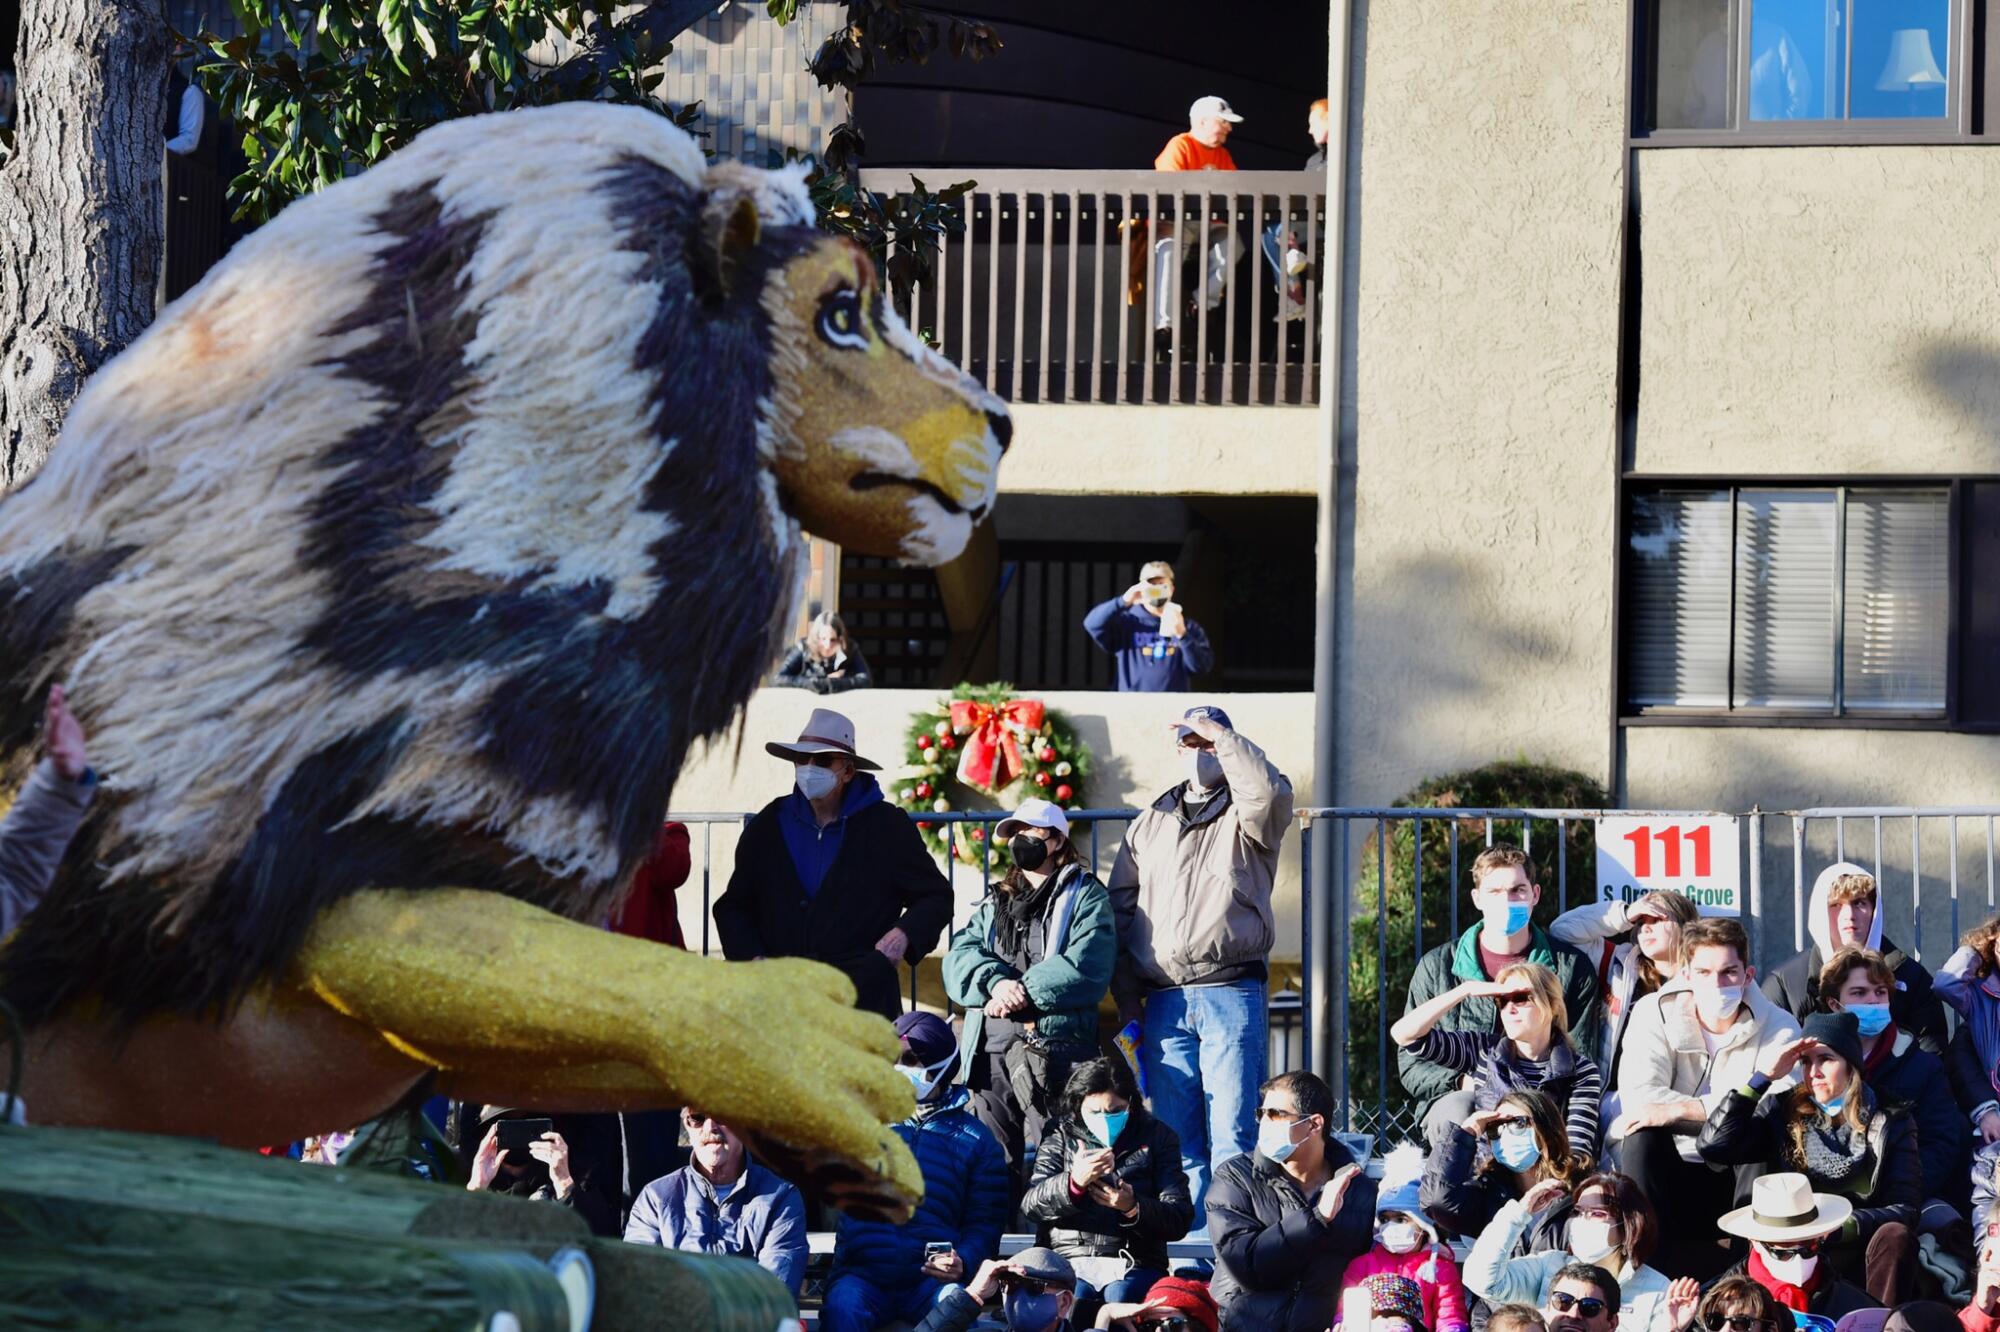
1343, 759, 1609, 1134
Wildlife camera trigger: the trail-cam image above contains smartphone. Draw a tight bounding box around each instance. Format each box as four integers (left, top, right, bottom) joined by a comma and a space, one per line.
922, 1241, 955, 1260
495, 1118, 555, 1152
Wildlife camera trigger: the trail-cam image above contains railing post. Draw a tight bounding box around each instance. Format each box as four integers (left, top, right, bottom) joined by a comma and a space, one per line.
1746, 806, 1763, 969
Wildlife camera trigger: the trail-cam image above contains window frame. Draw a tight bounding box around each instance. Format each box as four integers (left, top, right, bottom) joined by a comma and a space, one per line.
1629, 0, 1995, 144
1616, 475, 1974, 729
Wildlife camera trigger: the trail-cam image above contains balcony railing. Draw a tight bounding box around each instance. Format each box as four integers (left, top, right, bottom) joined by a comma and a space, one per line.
860, 169, 1328, 408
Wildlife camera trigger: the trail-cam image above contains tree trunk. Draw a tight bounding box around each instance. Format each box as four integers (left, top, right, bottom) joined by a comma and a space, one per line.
0, 0, 172, 491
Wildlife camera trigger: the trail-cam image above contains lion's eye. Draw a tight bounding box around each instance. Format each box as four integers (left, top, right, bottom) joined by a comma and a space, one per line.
816, 289, 869, 351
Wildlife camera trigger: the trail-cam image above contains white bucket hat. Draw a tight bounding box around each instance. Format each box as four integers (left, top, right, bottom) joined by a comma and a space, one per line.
1716, 1172, 1853, 1244
996, 797, 1070, 842
763, 707, 881, 771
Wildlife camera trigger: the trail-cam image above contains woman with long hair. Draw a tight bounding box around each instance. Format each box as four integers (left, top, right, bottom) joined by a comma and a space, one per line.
1420, 1088, 1588, 1242
1552, 891, 1700, 1083
774, 609, 873, 694
1696, 1010, 1921, 1307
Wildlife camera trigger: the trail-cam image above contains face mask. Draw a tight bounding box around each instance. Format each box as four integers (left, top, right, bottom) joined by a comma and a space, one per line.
1813, 1091, 1847, 1116
1010, 833, 1050, 873
1759, 1248, 1819, 1286
1084, 1109, 1129, 1149
1377, 1221, 1422, 1254
1847, 1002, 1891, 1038
1484, 901, 1531, 936
795, 763, 838, 800
1184, 750, 1223, 792
1258, 1116, 1308, 1164
898, 1052, 957, 1102
1492, 1124, 1541, 1172
1003, 1288, 1064, 1332
1568, 1217, 1619, 1264
1695, 984, 1745, 1023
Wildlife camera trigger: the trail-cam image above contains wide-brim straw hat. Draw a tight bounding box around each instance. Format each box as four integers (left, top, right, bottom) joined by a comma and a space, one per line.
1717, 1171, 1853, 1243
763, 707, 881, 771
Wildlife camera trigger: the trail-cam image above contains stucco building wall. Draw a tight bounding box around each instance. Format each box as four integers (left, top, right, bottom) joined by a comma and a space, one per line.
1635, 148, 2000, 476
1337, 0, 1628, 806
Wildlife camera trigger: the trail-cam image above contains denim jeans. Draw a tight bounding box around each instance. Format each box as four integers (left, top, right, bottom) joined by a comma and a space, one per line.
1140, 978, 1267, 1222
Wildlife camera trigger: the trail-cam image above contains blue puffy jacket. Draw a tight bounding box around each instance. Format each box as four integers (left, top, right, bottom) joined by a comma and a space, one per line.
829, 1087, 1011, 1292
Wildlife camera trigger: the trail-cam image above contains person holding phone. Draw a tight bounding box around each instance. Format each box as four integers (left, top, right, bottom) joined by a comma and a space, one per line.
1081, 561, 1212, 693
466, 1106, 575, 1205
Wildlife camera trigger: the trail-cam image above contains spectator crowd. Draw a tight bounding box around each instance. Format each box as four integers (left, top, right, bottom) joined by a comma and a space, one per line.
16, 642, 2000, 1332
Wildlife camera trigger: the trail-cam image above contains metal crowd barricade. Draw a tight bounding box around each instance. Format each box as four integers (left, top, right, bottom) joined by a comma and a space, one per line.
1295, 805, 1737, 1140
1779, 806, 2000, 967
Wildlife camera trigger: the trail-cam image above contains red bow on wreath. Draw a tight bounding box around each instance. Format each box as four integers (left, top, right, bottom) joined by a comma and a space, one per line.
948, 697, 1048, 792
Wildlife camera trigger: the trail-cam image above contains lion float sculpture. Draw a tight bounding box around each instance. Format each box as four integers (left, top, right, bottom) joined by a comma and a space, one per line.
0, 104, 1009, 1220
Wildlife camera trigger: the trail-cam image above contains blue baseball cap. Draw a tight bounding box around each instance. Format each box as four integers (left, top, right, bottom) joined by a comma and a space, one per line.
1175, 704, 1232, 741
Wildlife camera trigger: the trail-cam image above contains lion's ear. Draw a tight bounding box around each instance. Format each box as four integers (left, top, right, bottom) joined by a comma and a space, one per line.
695, 191, 762, 304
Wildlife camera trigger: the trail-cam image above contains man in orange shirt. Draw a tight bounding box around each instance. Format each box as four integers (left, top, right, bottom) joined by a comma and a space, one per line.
1151, 96, 1244, 339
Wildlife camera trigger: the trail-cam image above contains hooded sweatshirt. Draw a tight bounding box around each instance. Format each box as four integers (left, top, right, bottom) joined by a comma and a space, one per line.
1761, 862, 1947, 1052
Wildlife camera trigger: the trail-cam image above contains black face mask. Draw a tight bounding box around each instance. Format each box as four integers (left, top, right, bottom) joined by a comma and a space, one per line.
1009, 833, 1050, 872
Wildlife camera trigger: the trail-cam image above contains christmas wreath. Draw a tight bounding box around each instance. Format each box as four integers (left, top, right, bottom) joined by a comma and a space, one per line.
894, 682, 1093, 872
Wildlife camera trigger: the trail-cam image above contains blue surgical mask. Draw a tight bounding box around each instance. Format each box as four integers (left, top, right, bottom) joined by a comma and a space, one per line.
1258, 1116, 1307, 1164
1847, 1002, 1891, 1038
1003, 1288, 1064, 1332
1485, 901, 1531, 936
1814, 1092, 1848, 1116
1084, 1109, 1129, 1149
898, 1052, 957, 1103
1492, 1124, 1542, 1172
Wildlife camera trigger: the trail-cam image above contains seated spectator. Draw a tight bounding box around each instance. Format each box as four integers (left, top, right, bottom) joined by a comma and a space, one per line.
1612, 916, 1801, 1280
1353, 1273, 1436, 1332
1421, 1088, 1586, 1242
1465, 1172, 1678, 1332
623, 1107, 808, 1298
1839, 1304, 1963, 1332
1400, 845, 1601, 1146
1763, 865, 1947, 1054
1336, 1144, 1470, 1332
1820, 947, 1967, 1207
1543, 1264, 1624, 1332
1091, 1275, 1219, 1332
0, 683, 96, 937
1698, 1012, 1920, 1307
775, 610, 873, 694
1392, 959, 1604, 1167
1082, 562, 1212, 694
1490, 1305, 1551, 1332
945, 799, 1118, 1192
1715, 1174, 1880, 1326
1936, 917, 2000, 1147
1551, 891, 1699, 1101
465, 1105, 578, 1207
1963, 1239, 2000, 1332
1671, 1273, 1791, 1332
915, 1247, 1079, 1332
1021, 1056, 1192, 1306
1207, 1069, 1379, 1332
1973, 1140, 2000, 1241
823, 1011, 1010, 1332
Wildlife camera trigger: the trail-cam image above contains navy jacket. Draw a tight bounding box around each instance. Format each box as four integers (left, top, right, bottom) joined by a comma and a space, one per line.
1861, 1027, 1967, 1205
1207, 1142, 1378, 1332
714, 773, 952, 1021
623, 1160, 808, 1296
830, 1089, 1011, 1295
1081, 598, 1213, 692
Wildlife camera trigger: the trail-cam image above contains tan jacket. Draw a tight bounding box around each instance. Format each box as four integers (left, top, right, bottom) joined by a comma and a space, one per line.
1109, 728, 1293, 1004
1614, 973, 1802, 1161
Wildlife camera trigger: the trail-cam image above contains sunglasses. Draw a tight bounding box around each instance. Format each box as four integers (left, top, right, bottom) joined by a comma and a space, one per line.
1256, 1106, 1306, 1123
996, 1272, 1069, 1296
1761, 1239, 1822, 1259
799, 753, 847, 768
1482, 1116, 1533, 1140
1550, 1293, 1608, 1319
1705, 1318, 1778, 1332
1497, 991, 1538, 1009
1140, 1321, 1193, 1332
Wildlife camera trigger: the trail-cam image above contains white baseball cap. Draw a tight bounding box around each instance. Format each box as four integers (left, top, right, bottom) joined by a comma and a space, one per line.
1189, 95, 1244, 124
996, 798, 1071, 842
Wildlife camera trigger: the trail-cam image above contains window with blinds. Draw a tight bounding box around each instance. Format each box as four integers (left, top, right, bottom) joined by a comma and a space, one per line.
1623, 485, 1950, 716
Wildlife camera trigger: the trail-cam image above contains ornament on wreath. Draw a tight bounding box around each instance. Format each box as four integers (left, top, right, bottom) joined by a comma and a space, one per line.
896, 683, 1095, 874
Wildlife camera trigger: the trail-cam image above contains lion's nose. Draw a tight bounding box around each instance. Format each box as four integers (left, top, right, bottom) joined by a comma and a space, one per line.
985, 408, 1013, 454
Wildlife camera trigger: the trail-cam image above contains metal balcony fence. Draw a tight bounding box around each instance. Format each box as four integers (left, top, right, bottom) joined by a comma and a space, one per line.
858, 168, 1329, 407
